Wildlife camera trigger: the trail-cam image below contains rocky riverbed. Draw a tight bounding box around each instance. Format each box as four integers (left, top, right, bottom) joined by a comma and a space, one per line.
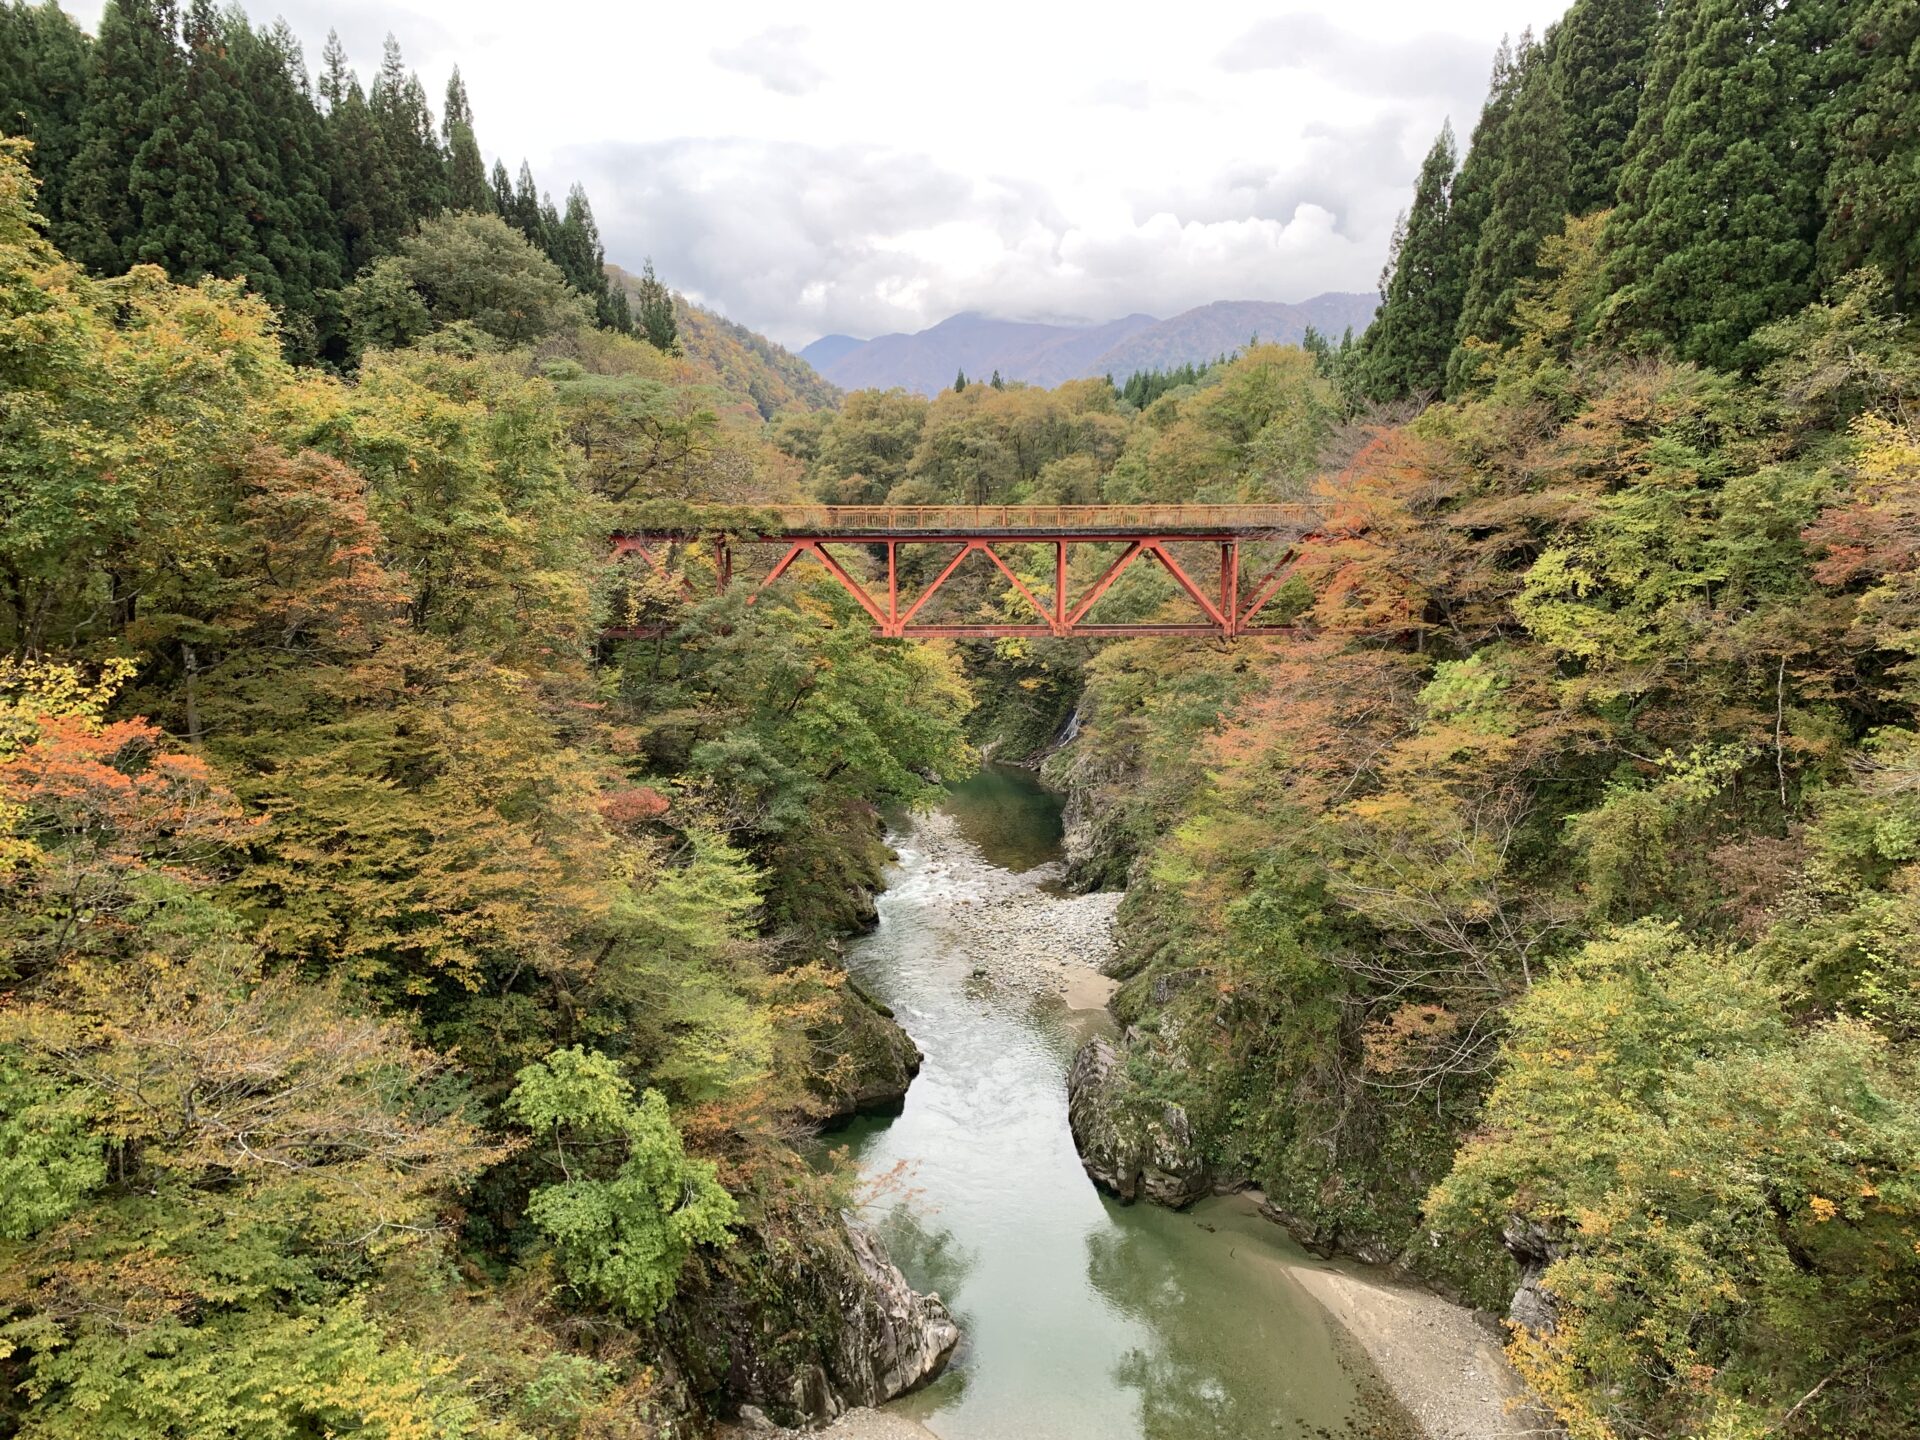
908, 810, 1119, 1008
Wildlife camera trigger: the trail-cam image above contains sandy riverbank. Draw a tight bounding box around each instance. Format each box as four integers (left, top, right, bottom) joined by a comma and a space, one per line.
721, 1410, 939, 1440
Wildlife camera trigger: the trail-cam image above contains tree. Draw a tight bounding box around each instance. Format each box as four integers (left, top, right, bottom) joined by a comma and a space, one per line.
0, 0, 92, 230
1601, 0, 1840, 368
367, 34, 444, 223
635, 255, 677, 353
954, 368, 968, 392
58, 0, 175, 274
1552, 0, 1660, 214
1818, 0, 1920, 310
506, 1047, 737, 1320
344, 210, 589, 349
1360, 123, 1462, 400
441, 67, 491, 213
1449, 42, 1570, 390
1440, 34, 1528, 333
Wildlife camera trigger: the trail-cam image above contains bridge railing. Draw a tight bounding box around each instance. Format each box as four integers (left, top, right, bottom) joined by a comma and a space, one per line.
739, 503, 1323, 535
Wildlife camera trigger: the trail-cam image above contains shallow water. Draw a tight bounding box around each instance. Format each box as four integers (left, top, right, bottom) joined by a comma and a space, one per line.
837, 765, 1407, 1440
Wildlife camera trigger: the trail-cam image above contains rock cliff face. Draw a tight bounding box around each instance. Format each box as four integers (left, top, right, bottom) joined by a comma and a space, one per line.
664, 1202, 959, 1428
809, 980, 921, 1121
1066, 1034, 1214, 1208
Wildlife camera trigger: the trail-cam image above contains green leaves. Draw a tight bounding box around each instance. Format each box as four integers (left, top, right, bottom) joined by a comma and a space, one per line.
507, 1048, 737, 1320
0, 1056, 103, 1242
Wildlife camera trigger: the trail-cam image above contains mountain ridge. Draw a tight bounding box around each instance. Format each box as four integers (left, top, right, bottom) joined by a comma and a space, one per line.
802, 294, 1376, 395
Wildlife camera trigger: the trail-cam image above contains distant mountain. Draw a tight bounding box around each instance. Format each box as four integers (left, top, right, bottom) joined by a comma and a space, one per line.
811, 311, 1159, 395
803, 295, 1376, 396
1092, 296, 1377, 381
798, 334, 868, 370
607, 265, 840, 418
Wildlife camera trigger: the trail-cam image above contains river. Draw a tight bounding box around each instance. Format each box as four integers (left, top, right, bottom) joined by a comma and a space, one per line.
832, 766, 1414, 1440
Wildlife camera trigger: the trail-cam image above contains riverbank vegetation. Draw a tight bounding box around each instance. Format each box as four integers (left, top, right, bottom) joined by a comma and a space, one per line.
4, 0, 1919, 1434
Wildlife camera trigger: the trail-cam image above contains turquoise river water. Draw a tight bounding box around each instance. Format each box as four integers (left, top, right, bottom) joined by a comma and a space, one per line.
833, 766, 1412, 1440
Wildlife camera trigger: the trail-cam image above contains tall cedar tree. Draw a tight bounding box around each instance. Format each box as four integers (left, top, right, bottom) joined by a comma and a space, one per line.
368, 35, 445, 222
1819, 0, 1920, 310
1360, 123, 1461, 400
1552, 0, 1660, 214
59, 0, 176, 273
442, 67, 491, 212
1601, 0, 1842, 369
0, 1, 90, 227
1440, 34, 1528, 337
1449, 40, 1570, 390
636, 256, 677, 352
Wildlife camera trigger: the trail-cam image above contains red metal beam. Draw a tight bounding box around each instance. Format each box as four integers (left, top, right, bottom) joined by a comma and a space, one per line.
614, 527, 1307, 641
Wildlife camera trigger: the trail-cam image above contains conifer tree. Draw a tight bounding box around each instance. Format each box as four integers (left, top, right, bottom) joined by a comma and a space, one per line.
990, 369, 1004, 389
508, 159, 545, 245
0, 0, 92, 229
1442, 35, 1528, 306
368, 35, 445, 223
1449, 43, 1570, 389
636, 256, 677, 352
60, 0, 176, 273
1551, 0, 1660, 213
1601, 0, 1839, 368
442, 68, 491, 212
1358, 123, 1461, 400
316, 28, 348, 110
490, 158, 514, 216
325, 72, 403, 271
954, 368, 968, 392
1818, 0, 1920, 310
127, 0, 246, 284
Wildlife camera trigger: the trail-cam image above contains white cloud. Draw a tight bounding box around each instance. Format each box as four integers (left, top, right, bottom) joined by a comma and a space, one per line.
61, 0, 1575, 348
710, 25, 827, 97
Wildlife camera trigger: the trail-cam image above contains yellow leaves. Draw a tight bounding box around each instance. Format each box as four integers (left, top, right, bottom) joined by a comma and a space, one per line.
1809, 1195, 1839, 1223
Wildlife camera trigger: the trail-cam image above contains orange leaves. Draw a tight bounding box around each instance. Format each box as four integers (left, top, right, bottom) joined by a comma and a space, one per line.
599, 785, 671, 827
2, 712, 256, 872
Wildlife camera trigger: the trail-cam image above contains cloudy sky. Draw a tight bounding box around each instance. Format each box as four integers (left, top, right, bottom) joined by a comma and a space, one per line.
69, 0, 1572, 348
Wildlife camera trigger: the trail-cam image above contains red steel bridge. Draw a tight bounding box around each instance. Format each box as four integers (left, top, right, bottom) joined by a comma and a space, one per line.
610, 504, 1319, 640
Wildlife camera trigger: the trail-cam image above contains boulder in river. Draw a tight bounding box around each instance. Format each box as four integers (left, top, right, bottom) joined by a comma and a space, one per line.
1066, 1034, 1212, 1208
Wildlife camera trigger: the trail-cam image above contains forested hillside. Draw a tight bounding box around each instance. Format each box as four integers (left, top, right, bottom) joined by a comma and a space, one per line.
0, 124, 974, 1436
0, 0, 634, 361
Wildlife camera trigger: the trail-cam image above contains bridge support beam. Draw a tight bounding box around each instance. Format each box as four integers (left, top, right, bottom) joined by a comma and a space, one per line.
609, 527, 1308, 641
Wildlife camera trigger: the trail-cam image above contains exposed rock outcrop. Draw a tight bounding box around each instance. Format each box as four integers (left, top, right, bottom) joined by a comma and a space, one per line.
664, 1202, 959, 1428
1066, 1034, 1213, 1208
809, 980, 921, 1122
1502, 1216, 1563, 1336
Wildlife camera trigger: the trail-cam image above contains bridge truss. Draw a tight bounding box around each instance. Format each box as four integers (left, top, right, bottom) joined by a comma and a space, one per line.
609, 504, 1319, 641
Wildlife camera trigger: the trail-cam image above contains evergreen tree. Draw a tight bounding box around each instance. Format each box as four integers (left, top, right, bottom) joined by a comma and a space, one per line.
508, 159, 545, 245
490, 158, 514, 217
60, 0, 176, 273
1358, 123, 1462, 400
954, 368, 968, 392
1442, 34, 1528, 305
368, 35, 445, 223
127, 0, 248, 285
1818, 0, 1920, 310
1601, 0, 1841, 368
0, 1, 92, 230
325, 72, 403, 272
551, 183, 628, 329
636, 257, 677, 352
1552, 0, 1660, 213
442, 67, 491, 212
316, 27, 348, 110
1450, 41, 1570, 389
990, 369, 1004, 389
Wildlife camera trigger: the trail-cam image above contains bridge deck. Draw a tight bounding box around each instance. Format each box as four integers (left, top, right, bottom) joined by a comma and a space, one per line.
629, 503, 1321, 540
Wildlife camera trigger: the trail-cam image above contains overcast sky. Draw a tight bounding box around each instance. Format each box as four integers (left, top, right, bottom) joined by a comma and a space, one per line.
68, 0, 1572, 348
